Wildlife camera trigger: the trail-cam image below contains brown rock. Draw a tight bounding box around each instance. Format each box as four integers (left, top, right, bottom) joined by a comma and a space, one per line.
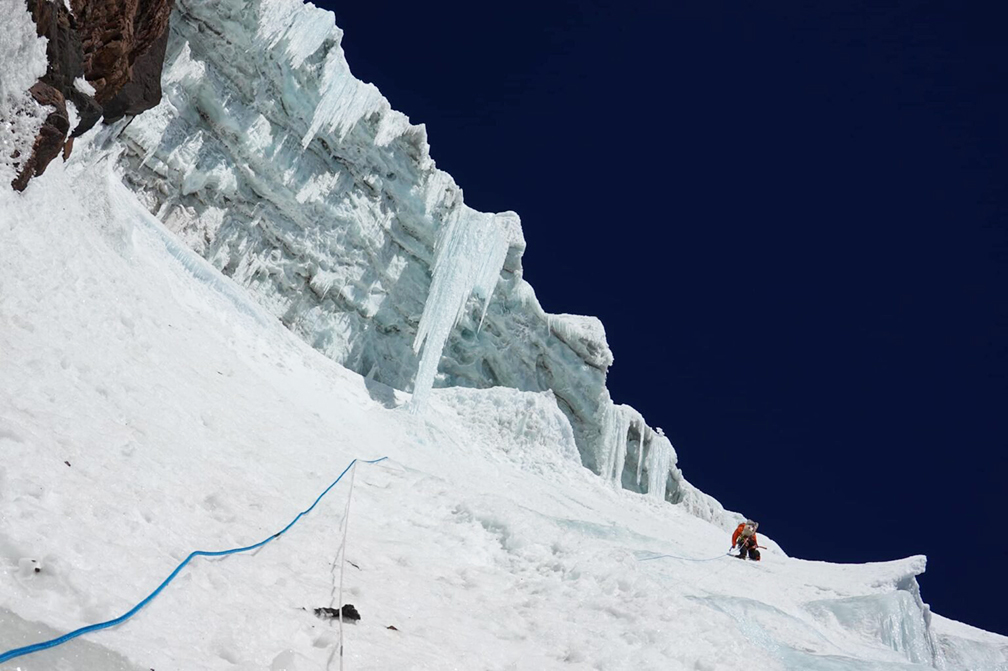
12, 82, 69, 192
71, 0, 175, 118
101, 17, 170, 121
25, 0, 103, 137
11, 0, 174, 190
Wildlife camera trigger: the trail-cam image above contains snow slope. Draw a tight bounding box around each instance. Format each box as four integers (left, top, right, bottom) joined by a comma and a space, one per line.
2, 145, 1006, 670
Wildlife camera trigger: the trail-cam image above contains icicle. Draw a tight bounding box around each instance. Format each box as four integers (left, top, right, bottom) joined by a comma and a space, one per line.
600, 403, 632, 485
408, 207, 518, 412
301, 49, 385, 147
636, 422, 648, 488
646, 429, 674, 500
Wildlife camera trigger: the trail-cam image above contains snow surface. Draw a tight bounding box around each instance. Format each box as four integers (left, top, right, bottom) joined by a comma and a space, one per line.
2, 144, 1007, 669
72, 77, 95, 97
0, 0, 46, 101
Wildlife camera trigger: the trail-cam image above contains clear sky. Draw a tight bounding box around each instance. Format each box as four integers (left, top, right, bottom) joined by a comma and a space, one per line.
317, 0, 1007, 635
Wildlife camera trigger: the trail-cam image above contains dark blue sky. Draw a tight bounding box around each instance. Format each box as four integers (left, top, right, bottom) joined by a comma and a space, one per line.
320, 1, 1008, 635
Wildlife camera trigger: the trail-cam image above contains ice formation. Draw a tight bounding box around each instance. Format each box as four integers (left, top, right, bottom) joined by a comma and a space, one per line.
645, 429, 675, 500
599, 402, 641, 486
410, 208, 519, 410
29, 0, 720, 533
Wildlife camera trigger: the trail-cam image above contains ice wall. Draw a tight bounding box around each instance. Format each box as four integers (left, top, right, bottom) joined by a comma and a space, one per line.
805, 564, 947, 669
85, 0, 731, 525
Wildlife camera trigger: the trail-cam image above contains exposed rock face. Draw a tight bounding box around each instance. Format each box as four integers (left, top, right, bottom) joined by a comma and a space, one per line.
14, 0, 93, 189
10, 81, 69, 191
84, 0, 737, 528
100, 22, 170, 121
11, 0, 173, 191
25, 0, 102, 134
71, 0, 174, 120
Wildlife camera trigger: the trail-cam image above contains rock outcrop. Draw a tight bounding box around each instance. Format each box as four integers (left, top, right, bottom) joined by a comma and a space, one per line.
11, 0, 174, 191
71, 0, 174, 120
10, 81, 69, 192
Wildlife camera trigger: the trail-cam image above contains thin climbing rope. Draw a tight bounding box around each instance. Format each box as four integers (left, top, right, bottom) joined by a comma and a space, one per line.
337, 460, 358, 671
637, 549, 734, 562
0, 456, 388, 665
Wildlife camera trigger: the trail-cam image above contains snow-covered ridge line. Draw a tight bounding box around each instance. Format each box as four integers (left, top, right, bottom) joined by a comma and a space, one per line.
84, 0, 734, 525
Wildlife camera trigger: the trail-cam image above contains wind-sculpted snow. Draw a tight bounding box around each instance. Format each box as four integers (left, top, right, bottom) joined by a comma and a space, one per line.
85, 0, 730, 524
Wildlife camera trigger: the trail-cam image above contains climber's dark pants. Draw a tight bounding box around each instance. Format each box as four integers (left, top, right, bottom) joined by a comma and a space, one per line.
737, 539, 761, 561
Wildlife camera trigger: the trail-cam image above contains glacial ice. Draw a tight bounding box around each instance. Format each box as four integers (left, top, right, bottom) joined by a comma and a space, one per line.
645, 429, 675, 500
931, 614, 1008, 671
599, 402, 641, 486
807, 591, 937, 666
69, 0, 740, 529
431, 386, 582, 475
410, 207, 519, 411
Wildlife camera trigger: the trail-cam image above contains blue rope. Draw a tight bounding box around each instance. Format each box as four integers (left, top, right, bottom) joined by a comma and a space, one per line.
0, 456, 388, 665
637, 549, 734, 562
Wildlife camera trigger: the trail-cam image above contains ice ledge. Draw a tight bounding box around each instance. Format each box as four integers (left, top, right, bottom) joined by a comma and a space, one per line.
802, 555, 949, 669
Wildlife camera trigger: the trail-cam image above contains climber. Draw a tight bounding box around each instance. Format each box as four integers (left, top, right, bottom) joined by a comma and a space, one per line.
732, 519, 761, 561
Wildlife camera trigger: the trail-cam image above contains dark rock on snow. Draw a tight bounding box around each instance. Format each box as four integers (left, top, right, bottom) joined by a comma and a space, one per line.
11, 82, 69, 192
314, 605, 361, 622
71, 0, 174, 120
11, 0, 174, 191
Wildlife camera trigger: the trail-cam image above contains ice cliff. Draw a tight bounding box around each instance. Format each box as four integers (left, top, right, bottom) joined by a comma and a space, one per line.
87, 0, 733, 525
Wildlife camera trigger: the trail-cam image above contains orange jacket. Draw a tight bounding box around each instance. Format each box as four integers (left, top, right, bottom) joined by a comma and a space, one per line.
732, 523, 759, 548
